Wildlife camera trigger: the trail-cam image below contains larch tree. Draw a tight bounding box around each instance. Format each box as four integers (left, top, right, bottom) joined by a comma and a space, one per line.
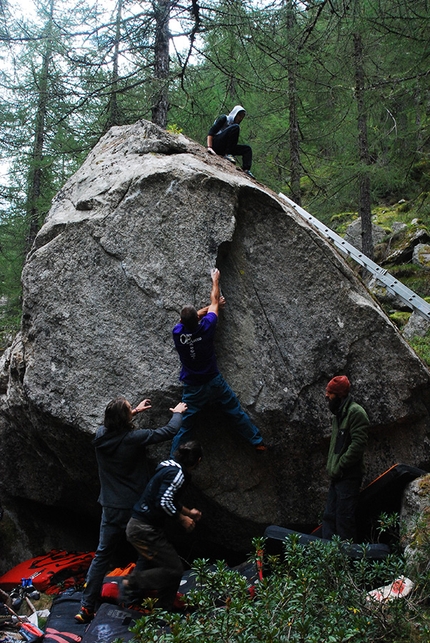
106, 0, 124, 129
353, 26, 373, 258
151, 0, 171, 127
285, 0, 302, 205
25, 0, 55, 255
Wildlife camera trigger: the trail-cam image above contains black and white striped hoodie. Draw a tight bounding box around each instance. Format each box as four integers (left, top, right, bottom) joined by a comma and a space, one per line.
131, 459, 188, 527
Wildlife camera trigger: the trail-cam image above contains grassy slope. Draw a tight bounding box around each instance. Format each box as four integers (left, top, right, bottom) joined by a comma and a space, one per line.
328, 194, 430, 366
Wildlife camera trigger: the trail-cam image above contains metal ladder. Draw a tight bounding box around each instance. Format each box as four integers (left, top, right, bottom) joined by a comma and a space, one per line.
278, 192, 430, 322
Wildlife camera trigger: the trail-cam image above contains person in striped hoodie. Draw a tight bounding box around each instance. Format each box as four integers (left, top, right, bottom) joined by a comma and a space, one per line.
125, 441, 203, 610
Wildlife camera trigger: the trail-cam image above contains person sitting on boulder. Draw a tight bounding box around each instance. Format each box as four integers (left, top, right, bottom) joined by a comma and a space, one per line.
75, 395, 187, 624
124, 440, 203, 610
170, 267, 267, 454
206, 105, 254, 177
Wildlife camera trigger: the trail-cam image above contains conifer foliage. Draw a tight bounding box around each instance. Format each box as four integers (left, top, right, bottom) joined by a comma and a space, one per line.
0, 0, 429, 335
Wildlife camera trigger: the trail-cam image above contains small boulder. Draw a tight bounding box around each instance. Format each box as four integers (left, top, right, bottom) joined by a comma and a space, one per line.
382, 227, 430, 265
344, 218, 387, 250
391, 222, 407, 234
413, 243, 430, 269
403, 310, 430, 340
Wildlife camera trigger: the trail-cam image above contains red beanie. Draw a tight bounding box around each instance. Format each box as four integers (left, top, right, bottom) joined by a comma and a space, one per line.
326, 375, 350, 397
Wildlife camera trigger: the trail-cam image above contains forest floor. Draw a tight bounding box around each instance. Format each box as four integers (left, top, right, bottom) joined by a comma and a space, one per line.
329, 193, 430, 366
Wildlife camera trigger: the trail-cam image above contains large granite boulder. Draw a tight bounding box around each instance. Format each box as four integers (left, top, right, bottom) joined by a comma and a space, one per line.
1, 120, 430, 567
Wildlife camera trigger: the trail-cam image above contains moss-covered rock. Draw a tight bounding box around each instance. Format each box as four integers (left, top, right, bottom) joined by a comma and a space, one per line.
413, 244, 430, 270
329, 211, 357, 234
381, 226, 430, 265
401, 475, 430, 578
390, 311, 411, 329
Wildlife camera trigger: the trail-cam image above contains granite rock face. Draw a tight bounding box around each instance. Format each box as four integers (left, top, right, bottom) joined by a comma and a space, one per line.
400, 474, 430, 576
1, 120, 430, 565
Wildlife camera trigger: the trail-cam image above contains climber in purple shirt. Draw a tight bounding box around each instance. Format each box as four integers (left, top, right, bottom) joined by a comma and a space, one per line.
171, 268, 267, 454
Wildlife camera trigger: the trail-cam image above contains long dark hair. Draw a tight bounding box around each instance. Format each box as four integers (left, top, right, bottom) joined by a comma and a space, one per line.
104, 396, 133, 432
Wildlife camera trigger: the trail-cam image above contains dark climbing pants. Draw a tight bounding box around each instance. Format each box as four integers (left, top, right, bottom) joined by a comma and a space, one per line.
212, 124, 252, 170
81, 507, 130, 610
126, 518, 183, 611
81, 507, 147, 610
321, 476, 362, 542
170, 373, 263, 454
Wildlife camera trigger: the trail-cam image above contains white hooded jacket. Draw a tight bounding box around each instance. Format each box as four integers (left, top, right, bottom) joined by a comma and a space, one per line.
208, 105, 246, 137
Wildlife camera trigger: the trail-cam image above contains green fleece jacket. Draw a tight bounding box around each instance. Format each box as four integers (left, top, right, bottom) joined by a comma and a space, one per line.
326, 396, 369, 480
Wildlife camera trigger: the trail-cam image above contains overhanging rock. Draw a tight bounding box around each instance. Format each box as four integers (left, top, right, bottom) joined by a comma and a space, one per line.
1, 120, 429, 562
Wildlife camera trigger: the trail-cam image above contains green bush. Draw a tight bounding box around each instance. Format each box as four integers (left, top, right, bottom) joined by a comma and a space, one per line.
130, 536, 430, 643
166, 124, 183, 135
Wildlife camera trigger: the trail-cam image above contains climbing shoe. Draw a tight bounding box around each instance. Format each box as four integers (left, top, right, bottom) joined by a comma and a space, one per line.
256, 440, 274, 452
224, 154, 237, 164
74, 606, 95, 623
244, 169, 255, 178
119, 578, 143, 606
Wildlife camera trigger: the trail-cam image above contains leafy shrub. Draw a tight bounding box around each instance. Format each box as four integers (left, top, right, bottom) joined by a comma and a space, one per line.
166, 124, 183, 135
130, 536, 429, 642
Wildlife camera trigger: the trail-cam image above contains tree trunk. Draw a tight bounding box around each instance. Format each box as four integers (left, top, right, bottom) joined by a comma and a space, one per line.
353, 30, 373, 259
106, 0, 123, 130
25, 0, 54, 255
286, 0, 301, 206
288, 60, 301, 206
151, 0, 170, 129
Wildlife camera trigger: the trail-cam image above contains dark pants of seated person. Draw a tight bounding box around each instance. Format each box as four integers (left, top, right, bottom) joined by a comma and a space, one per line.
212, 124, 252, 170
321, 475, 361, 542
126, 517, 183, 611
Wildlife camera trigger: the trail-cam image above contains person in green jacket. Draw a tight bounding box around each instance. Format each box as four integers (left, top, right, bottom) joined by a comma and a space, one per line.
322, 375, 369, 542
